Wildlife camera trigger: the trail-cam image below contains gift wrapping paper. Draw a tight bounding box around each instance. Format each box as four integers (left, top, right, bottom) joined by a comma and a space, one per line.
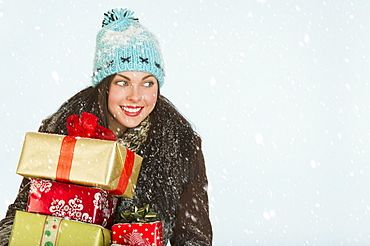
9, 210, 111, 246
111, 222, 164, 246
27, 178, 117, 228
16, 132, 143, 198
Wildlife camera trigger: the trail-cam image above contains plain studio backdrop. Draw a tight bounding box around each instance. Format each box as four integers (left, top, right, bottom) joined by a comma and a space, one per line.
1, 0, 370, 245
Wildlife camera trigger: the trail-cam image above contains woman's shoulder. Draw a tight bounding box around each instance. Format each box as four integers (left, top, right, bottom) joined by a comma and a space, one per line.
155, 95, 196, 136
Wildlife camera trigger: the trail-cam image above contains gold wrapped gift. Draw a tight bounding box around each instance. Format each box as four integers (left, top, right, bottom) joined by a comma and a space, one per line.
9, 211, 111, 246
16, 132, 142, 198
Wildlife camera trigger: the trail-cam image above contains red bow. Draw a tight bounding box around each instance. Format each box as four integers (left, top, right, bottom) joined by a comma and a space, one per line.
66, 112, 116, 141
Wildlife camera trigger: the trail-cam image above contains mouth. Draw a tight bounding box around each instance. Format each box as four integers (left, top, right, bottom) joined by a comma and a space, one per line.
120, 106, 143, 117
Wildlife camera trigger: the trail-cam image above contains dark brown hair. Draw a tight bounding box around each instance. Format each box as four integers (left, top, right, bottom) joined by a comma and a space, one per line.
39, 75, 114, 134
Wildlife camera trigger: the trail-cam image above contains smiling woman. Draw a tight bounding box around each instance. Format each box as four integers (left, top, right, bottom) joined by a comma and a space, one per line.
0, 8, 212, 246
108, 71, 159, 136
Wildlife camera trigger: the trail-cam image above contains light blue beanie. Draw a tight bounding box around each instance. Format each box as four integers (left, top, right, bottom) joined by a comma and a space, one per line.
92, 8, 164, 87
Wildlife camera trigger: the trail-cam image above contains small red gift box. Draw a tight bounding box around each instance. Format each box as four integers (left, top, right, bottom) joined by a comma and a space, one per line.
111, 221, 164, 246
27, 178, 118, 228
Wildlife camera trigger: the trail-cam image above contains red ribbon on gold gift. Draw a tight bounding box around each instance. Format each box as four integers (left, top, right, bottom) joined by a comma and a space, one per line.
55, 136, 135, 195
56, 136, 77, 183
110, 149, 135, 196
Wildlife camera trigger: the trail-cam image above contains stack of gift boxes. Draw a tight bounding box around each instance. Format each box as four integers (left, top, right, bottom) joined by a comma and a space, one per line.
8, 128, 164, 245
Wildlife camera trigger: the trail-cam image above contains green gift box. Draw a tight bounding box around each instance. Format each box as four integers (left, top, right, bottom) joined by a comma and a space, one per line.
9, 211, 111, 246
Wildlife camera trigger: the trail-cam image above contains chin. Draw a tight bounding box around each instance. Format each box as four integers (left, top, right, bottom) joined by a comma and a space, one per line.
121, 119, 143, 129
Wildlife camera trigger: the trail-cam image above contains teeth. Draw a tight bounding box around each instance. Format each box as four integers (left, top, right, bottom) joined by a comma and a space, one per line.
122, 106, 141, 113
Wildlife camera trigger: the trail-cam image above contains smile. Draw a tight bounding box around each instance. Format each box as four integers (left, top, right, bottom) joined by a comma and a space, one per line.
120, 106, 143, 116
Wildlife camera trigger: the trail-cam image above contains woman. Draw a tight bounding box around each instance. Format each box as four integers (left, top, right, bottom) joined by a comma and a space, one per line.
0, 8, 212, 245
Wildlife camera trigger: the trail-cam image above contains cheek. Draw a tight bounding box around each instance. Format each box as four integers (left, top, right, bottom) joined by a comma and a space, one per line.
147, 92, 158, 106
107, 93, 115, 109
107, 88, 122, 114
141, 86, 158, 105
108, 86, 124, 104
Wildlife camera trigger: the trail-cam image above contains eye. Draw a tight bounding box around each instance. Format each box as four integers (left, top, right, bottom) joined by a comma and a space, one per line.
143, 81, 155, 87
116, 81, 129, 86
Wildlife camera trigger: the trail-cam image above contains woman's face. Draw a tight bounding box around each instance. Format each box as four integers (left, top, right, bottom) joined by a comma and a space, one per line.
108, 71, 158, 133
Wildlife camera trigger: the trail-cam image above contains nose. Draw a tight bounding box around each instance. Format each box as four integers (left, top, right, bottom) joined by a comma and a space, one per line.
126, 86, 142, 102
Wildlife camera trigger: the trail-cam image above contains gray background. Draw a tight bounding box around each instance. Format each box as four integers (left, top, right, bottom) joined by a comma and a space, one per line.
1, 0, 370, 245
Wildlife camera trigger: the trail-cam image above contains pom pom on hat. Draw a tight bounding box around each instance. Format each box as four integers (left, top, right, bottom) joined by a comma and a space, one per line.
92, 8, 165, 87
101, 8, 137, 27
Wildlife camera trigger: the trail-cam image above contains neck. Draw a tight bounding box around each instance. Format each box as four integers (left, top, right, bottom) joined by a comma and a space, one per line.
108, 114, 128, 138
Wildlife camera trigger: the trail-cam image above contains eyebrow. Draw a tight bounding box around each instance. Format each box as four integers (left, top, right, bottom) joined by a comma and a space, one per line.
116, 74, 131, 81
116, 74, 155, 81
143, 74, 155, 80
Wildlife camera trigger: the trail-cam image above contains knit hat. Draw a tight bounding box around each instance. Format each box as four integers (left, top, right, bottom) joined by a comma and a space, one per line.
92, 8, 164, 87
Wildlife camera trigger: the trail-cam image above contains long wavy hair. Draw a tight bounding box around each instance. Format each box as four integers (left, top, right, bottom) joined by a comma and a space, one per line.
39, 75, 113, 133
